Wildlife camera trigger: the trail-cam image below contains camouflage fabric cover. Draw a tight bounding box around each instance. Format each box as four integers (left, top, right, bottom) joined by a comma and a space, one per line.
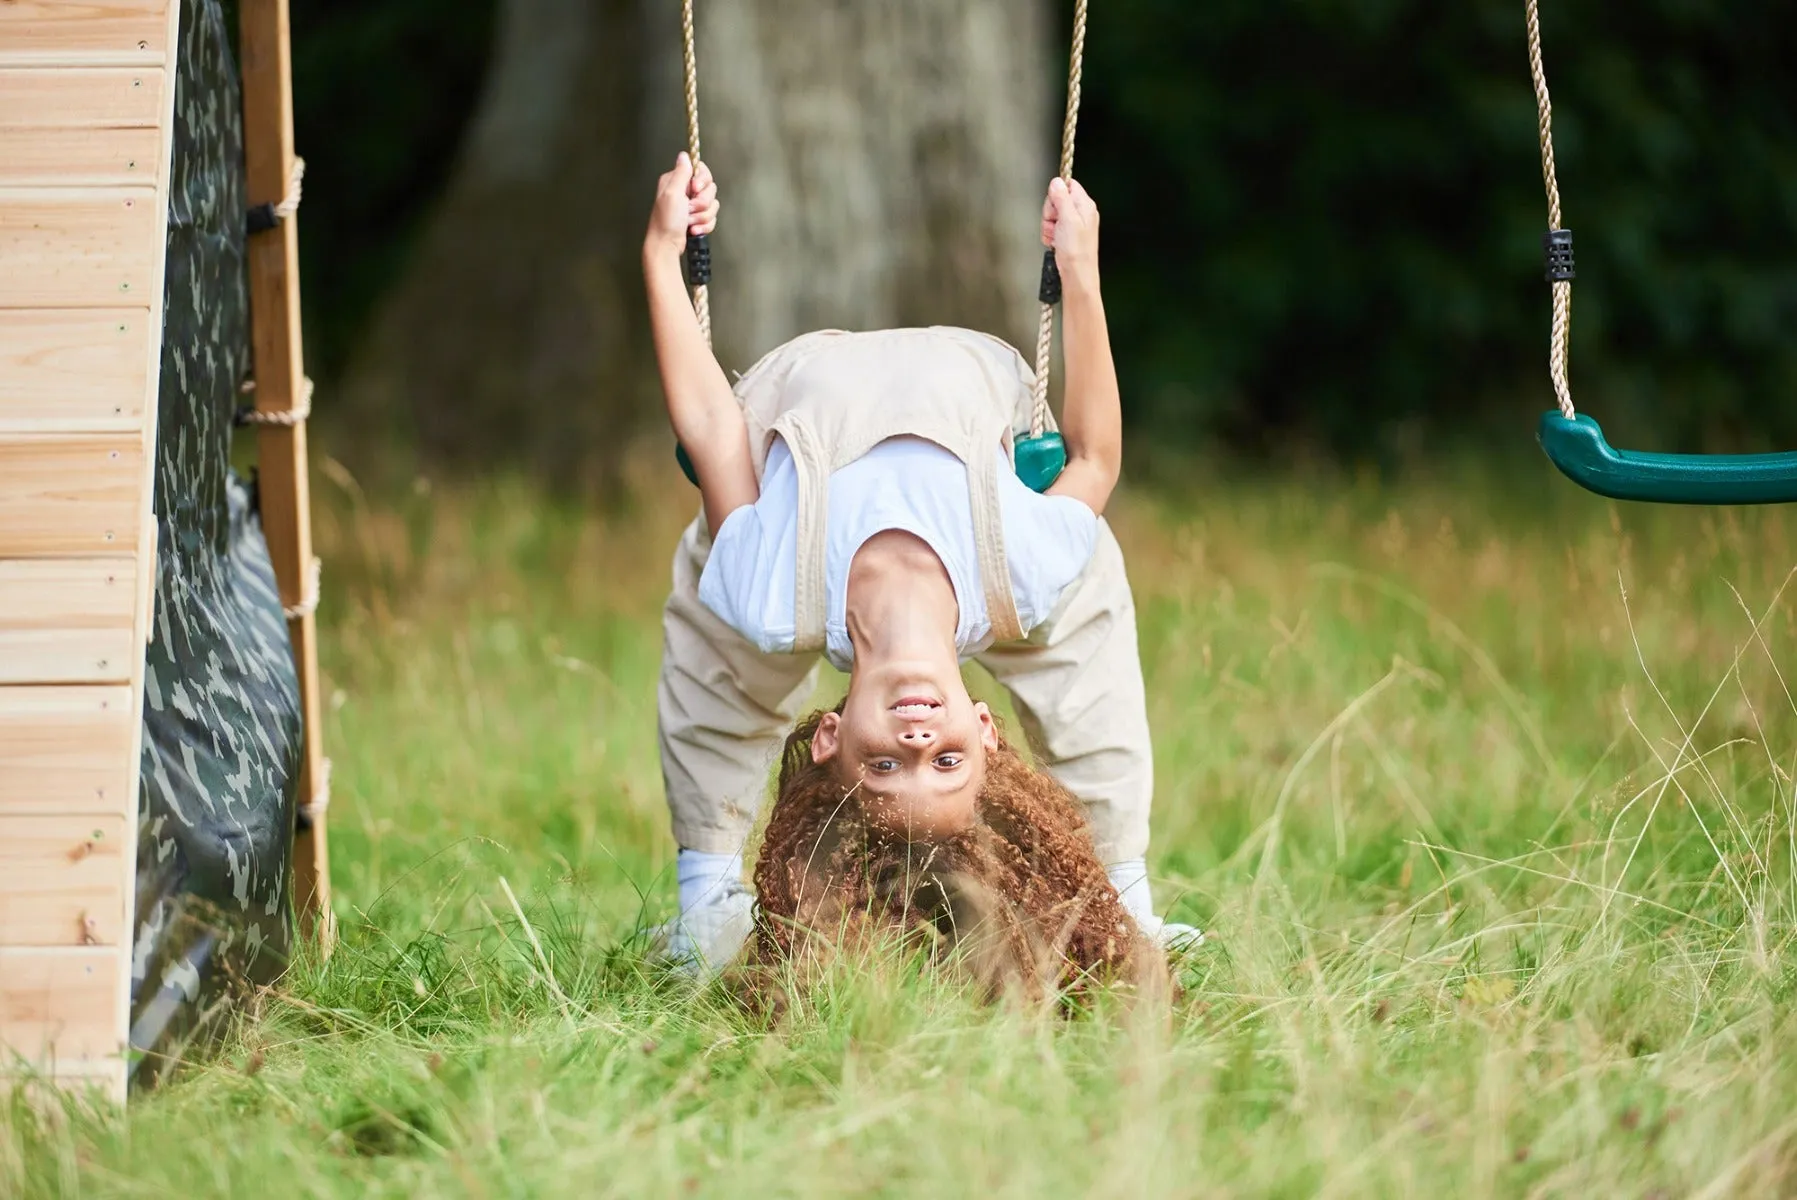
128, 0, 303, 1090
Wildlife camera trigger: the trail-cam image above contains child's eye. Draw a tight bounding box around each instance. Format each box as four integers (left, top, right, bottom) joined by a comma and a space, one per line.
869, 759, 899, 773
934, 754, 962, 769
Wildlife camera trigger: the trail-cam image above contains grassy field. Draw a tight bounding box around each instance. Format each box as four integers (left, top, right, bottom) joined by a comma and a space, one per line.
8, 449, 1797, 1197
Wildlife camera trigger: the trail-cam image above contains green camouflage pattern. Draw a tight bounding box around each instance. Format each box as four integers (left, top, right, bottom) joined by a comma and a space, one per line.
129, 0, 303, 1090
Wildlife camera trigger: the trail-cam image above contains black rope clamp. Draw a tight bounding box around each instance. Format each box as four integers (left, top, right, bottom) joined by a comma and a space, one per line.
247, 203, 281, 235
1038, 248, 1062, 305
685, 233, 712, 287
1543, 228, 1576, 282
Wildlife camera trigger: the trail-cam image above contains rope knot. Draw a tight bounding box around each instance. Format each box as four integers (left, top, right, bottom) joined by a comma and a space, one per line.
247, 156, 306, 235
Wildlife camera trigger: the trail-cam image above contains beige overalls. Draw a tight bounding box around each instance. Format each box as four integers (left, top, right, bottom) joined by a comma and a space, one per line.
656, 326, 1154, 863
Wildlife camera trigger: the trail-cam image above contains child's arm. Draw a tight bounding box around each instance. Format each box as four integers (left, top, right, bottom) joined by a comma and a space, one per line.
644, 153, 758, 535
1039, 178, 1123, 517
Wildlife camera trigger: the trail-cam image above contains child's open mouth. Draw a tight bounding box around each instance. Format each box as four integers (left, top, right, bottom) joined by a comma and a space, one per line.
890, 697, 942, 718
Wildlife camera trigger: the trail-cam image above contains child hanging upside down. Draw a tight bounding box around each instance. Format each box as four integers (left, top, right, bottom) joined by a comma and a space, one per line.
643, 150, 1201, 979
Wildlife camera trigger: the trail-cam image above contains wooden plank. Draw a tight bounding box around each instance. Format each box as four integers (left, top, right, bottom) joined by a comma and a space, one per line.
0, 0, 175, 1116
0, 686, 136, 816
0, 559, 137, 684
0, 434, 143, 557
0, 68, 165, 128
0, 1060, 127, 1114
1, 1057, 125, 1095
0, 310, 148, 432
0, 815, 128, 947
0, 950, 124, 1070
142, 520, 156, 645
0, 188, 160, 309
242, 0, 333, 951
0, 0, 169, 66
0, 126, 162, 187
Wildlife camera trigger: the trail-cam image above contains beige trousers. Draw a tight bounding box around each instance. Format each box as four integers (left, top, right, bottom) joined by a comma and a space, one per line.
655, 509, 1155, 863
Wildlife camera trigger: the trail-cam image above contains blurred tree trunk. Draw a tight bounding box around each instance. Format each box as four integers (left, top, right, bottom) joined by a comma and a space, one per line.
341, 0, 1053, 490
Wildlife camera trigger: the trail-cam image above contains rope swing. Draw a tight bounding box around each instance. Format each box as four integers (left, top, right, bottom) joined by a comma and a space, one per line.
1031, 0, 1090, 439
681, 0, 712, 349
672, 1, 1092, 493
1525, 0, 1797, 505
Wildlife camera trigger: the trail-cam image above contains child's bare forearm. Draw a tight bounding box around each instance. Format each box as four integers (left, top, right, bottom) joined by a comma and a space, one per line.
644, 244, 756, 531
644, 246, 732, 440
1056, 266, 1123, 501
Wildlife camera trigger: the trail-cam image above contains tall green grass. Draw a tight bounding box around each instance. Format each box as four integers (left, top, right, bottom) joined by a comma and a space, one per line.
7, 450, 1797, 1197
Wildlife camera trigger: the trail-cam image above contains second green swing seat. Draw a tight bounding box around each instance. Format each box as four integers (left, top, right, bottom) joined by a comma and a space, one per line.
1539, 413, 1797, 506
1523, 9, 1797, 509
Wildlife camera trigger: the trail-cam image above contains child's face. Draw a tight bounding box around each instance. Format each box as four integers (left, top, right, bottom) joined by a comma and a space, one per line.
810, 670, 1000, 840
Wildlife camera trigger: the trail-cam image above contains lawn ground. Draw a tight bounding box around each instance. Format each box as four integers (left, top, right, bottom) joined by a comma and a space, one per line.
8, 449, 1797, 1197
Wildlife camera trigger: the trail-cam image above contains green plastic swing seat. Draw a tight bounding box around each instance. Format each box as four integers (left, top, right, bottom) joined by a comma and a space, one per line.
676, 431, 1069, 494
1012, 431, 1068, 493
1538, 412, 1797, 506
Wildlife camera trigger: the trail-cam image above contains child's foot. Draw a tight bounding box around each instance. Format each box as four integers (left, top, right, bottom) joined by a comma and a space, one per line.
649, 879, 754, 975
649, 849, 755, 976
1106, 858, 1204, 953
1137, 915, 1205, 953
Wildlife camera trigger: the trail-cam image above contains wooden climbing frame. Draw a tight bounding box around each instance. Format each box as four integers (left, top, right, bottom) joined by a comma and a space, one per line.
0, 0, 332, 1102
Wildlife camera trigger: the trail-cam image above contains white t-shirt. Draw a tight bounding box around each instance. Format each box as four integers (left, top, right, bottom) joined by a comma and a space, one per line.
699, 435, 1099, 672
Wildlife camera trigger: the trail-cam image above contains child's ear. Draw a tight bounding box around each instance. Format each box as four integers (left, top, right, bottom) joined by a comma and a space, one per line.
974, 701, 999, 753
812, 712, 842, 763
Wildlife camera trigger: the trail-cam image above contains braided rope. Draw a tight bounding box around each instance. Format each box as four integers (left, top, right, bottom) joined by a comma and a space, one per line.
1525, 0, 1575, 420
277, 156, 305, 222
249, 156, 306, 234
238, 373, 315, 426
1031, 0, 1090, 436
299, 756, 332, 823
682, 0, 712, 347
283, 556, 322, 621
694, 282, 713, 349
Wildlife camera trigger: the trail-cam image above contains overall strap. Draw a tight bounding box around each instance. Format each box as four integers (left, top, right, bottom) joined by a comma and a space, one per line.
775, 413, 831, 655
966, 421, 1025, 646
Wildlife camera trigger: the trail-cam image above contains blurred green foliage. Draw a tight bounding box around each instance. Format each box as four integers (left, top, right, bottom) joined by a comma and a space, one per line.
281, 0, 1797, 462
284, 0, 495, 382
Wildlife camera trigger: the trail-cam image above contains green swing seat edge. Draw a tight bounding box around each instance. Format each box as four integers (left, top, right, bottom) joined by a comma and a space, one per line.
676, 432, 1068, 494
1538, 412, 1797, 505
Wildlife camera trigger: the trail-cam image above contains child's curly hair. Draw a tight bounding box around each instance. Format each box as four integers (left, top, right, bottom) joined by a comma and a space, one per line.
742, 704, 1160, 1004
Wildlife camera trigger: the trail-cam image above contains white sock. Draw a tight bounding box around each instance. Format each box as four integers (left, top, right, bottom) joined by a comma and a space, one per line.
1106, 858, 1157, 927
677, 848, 744, 916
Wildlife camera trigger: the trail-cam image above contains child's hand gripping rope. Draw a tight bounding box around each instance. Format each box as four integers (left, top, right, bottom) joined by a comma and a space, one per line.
646, 151, 719, 259
1041, 175, 1101, 289
643, 153, 755, 536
